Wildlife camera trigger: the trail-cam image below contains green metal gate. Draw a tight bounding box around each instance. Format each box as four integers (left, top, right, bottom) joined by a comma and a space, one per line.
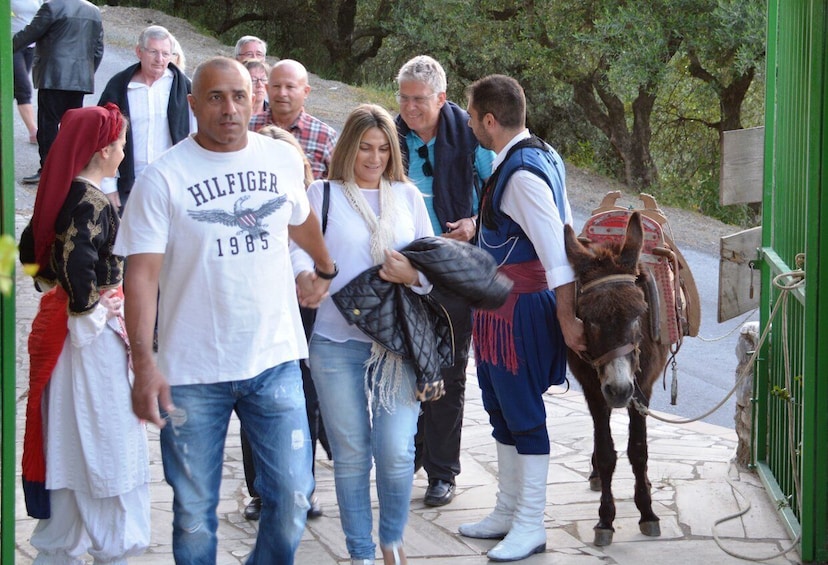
1, 4, 19, 564
754, 2, 828, 562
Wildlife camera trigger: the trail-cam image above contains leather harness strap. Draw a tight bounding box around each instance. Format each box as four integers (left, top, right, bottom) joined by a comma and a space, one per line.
588, 342, 638, 368
579, 273, 637, 294
577, 273, 641, 370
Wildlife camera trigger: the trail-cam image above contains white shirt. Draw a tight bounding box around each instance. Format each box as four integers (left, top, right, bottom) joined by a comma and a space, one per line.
495, 129, 576, 290
291, 179, 434, 343
11, 0, 42, 34
102, 69, 197, 194
115, 134, 310, 385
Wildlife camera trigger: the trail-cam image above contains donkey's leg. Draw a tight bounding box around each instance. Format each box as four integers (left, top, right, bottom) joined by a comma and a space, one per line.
585, 394, 617, 546
589, 452, 601, 491
627, 405, 660, 537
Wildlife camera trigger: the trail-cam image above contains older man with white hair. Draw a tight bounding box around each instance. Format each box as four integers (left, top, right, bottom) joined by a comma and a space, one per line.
394, 54, 495, 509
98, 25, 196, 211
234, 35, 267, 62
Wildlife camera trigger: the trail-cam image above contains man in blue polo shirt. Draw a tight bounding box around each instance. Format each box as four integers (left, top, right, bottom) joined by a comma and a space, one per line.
394, 55, 495, 507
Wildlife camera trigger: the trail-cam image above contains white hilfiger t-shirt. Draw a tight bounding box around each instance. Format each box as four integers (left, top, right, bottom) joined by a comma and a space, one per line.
115, 133, 310, 386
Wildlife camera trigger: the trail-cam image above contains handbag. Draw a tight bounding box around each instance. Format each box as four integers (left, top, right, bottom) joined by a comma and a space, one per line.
300, 181, 331, 338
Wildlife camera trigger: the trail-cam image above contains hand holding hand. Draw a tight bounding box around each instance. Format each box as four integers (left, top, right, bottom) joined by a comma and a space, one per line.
296, 270, 331, 308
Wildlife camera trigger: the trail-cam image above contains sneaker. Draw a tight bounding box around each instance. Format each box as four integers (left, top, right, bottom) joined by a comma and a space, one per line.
21, 172, 41, 185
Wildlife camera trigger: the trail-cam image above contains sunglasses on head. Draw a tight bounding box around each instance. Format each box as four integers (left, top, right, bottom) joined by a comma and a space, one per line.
417, 145, 433, 177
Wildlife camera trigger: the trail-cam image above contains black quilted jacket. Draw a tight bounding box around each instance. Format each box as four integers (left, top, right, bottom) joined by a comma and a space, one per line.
332, 237, 513, 402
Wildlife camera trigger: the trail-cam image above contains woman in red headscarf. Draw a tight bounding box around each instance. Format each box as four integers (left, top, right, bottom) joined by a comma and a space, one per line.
19, 104, 151, 564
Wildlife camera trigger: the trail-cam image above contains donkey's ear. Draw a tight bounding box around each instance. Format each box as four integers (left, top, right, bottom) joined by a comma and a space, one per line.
619, 212, 643, 272
564, 223, 593, 268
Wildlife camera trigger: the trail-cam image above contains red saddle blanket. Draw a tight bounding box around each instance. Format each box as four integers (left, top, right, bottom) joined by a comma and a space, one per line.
578, 192, 700, 345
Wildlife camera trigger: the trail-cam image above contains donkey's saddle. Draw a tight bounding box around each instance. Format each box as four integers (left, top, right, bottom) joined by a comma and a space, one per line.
578, 191, 700, 345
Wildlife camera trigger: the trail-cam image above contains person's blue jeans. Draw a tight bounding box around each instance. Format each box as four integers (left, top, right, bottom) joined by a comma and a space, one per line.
159, 361, 313, 565
309, 337, 420, 560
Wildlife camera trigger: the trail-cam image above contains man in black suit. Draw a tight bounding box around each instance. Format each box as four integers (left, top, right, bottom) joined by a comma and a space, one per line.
14, 0, 103, 185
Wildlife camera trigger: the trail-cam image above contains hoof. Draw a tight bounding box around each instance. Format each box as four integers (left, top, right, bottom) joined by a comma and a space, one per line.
589, 477, 601, 492
593, 528, 614, 546
639, 520, 661, 537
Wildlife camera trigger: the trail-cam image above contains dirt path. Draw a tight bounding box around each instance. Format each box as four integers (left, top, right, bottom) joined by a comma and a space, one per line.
101, 6, 739, 255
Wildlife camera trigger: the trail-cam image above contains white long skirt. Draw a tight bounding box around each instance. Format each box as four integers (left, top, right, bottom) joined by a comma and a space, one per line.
35, 307, 150, 561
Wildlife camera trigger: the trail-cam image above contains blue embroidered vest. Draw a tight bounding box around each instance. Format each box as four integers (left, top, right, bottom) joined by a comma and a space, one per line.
477, 136, 566, 266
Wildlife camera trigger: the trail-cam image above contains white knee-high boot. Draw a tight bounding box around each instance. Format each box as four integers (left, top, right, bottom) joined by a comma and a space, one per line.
458, 442, 519, 539
487, 453, 548, 562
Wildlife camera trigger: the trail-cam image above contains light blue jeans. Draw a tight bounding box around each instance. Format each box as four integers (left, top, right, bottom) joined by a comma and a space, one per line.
309, 337, 420, 560
159, 361, 313, 565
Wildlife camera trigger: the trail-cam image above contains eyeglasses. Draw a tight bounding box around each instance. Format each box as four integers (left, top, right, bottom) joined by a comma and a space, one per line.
240, 50, 265, 60
142, 47, 172, 60
250, 77, 268, 85
396, 92, 438, 106
417, 145, 433, 177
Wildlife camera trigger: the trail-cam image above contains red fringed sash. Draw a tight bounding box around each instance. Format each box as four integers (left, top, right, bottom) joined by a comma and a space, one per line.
473, 260, 547, 375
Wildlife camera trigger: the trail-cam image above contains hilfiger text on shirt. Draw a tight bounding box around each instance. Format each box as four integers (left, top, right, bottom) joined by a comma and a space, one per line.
187, 170, 280, 207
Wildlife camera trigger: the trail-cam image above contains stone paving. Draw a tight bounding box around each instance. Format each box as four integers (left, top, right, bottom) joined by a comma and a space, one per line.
12, 225, 799, 563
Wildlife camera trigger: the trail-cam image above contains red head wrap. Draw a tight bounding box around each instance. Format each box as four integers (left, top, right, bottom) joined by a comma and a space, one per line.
30, 103, 125, 270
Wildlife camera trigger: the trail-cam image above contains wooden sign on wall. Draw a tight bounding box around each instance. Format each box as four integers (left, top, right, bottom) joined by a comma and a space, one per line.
719, 126, 763, 322
720, 126, 764, 206
719, 227, 762, 322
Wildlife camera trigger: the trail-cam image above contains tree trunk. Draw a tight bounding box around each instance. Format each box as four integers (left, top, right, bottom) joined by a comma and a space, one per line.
687, 51, 756, 137
720, 67, 755, 134
572, 75, 659, 188
629, 86, 657, 188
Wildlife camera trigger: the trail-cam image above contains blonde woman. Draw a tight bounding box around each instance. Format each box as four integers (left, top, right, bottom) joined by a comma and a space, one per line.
170, 34, 186, 72
292, 104, 433, 564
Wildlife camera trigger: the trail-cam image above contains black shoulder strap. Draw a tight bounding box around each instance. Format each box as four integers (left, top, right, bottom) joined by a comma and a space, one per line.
321, 181, 331, 234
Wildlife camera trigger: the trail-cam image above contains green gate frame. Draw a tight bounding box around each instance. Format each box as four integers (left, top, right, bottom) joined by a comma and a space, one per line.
754, 1, 828, 562
1, 4, 19, 564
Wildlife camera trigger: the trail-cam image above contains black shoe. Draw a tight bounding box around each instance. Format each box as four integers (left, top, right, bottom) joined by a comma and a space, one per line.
243, 497, 262, 521
424, 479, 455, 507
21, 171, 41, 185
307, 495, 323, 519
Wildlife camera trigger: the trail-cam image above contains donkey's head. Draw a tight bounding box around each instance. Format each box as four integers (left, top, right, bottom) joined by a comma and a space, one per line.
564, 212, 648, 408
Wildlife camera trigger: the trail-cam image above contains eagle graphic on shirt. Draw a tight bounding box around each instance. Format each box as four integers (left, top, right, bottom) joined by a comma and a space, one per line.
188, 194, 287, 238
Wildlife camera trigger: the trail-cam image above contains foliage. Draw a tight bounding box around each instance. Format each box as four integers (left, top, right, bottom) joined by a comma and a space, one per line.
118, 0, 767, 225
132, 0, 397, 81
0, 234, 36, 296
354, 82, 398, 114
649, 47, 764, 227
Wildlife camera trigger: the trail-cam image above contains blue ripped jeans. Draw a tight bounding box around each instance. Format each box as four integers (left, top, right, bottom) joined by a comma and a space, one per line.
309, 337, 420, 560
159, 361, 313, 564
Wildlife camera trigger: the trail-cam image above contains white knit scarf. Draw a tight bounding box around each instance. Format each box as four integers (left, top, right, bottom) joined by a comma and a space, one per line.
341, 178, 410, 412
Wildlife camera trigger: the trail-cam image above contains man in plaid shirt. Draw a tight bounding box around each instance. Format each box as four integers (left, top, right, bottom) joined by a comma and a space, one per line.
248, 59, 337, 179
245, 58, 337, 522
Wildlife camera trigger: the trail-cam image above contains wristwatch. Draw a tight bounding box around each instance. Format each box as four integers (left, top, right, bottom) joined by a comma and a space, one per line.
314, 261, 339, 280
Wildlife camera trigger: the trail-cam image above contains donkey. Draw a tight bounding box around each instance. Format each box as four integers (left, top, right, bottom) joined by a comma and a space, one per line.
563, 211, 669, 546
